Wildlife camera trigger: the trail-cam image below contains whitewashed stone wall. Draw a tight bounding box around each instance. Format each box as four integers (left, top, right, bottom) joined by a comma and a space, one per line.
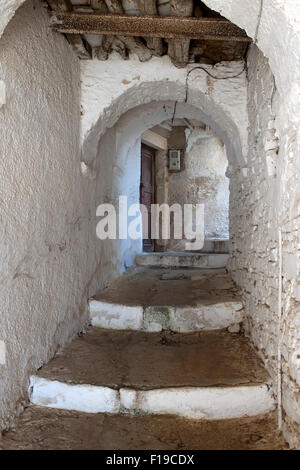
228, 45, 300, 448
278, 92, 300, 448
229, 45, 279, 383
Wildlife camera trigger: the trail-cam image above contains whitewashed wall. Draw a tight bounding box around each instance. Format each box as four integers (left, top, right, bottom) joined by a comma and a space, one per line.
0, 0, 93, 429
229, 45, 300, 448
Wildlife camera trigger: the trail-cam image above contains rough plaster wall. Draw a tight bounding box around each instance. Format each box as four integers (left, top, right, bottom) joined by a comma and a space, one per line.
86, 125, 125, 297
229, 45, 300, 448
186, 133, 229, 239
91, 121, 143, 281
0, 0, 95, 430
165, 128, 229, 251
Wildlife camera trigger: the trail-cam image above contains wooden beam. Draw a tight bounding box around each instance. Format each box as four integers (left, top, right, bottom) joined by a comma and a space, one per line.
102, 0, 152, 62
47, 0, 92, 59
50, 12, 251, 42
137, 0, 163, 56
167, 0, 194, 68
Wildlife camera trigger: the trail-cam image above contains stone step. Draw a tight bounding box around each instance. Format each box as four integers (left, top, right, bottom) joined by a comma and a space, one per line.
0, 407, 287, 450
29, 328, 275, 420
90, 267, 243, 331
135, 252, 229, 269
163, 239, 229, 254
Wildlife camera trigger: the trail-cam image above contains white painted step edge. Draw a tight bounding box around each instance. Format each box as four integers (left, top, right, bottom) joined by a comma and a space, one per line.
29, 376, 119, 414
89, 301, 144, 330
29, 376, 275, 420
89, 299, 244, 332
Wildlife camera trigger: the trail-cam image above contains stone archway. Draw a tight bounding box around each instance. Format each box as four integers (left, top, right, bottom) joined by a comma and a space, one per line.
87, 92, 242, 277
81, 59, 248, 171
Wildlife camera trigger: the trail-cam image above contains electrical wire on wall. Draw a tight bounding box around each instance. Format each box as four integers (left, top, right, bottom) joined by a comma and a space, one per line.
184, 63, 247, 103
171, 62, 247, 125
183, 0, 264, 105
277, 228, 283, 430
171, 100, 178, 125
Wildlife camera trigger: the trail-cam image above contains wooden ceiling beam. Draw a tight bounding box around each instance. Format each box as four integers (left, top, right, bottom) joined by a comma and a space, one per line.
167, 0, 194, 68
50, 12, 251, 42
47, 0, 92, 59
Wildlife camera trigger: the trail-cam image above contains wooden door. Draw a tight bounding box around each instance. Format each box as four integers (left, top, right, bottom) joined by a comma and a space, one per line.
140, 144, 155, 252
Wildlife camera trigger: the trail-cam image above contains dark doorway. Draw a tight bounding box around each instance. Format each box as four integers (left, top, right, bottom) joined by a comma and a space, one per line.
140, 144, 155, 252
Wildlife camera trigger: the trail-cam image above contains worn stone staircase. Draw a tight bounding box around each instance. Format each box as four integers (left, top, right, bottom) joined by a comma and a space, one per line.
0, 254, 288, 450
135, 252, 229, 269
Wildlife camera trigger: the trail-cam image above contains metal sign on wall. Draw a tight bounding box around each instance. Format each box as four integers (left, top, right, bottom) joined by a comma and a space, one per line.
169, 149, 181, 171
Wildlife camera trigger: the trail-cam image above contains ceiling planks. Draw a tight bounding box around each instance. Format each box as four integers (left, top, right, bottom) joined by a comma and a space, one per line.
46, 0, 251, 66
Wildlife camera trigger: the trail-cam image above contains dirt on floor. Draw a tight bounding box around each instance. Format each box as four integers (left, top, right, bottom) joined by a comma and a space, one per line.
94, 267, 240, 307
0, 407, 288, 450
35, 328, 270, 389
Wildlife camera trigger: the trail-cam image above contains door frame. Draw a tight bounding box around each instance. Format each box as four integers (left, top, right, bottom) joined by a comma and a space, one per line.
140, 143, 156, 252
